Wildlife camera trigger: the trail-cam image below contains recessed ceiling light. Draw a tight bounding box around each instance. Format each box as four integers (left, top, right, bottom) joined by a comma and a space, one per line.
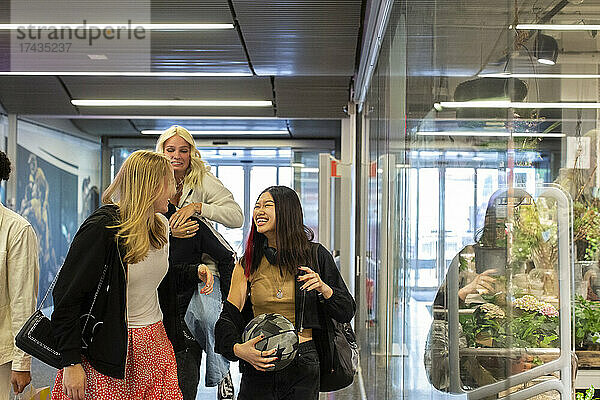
435, 101, 600, 109
141, 130, 288, 135
0, 23, 234, 30
0, 71, 251, 77
87, 55, 108, 60
516, 24, 600, 31
72, 100, 273, 107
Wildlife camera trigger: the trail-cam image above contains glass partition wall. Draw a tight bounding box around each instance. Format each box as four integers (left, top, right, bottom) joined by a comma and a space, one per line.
357, 0, 598, 398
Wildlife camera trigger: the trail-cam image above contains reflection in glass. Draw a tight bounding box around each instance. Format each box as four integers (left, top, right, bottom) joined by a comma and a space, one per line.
445, 168, 475, 263
425, 189, 562, 394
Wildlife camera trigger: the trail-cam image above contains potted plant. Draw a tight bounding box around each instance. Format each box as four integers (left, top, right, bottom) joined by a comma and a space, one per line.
458, 294, 559, 386
460, 295, 560, 350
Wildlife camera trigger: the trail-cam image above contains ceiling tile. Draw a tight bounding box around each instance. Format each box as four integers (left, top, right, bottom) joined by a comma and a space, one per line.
275, 76, 350, 118
232, 0, 362, 75
0, 77, 78, 114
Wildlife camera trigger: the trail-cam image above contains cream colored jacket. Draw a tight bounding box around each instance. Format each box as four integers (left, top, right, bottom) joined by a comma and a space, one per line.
178, 168, 244, 229
0, 203, 39, 371
178, 168, 243, 277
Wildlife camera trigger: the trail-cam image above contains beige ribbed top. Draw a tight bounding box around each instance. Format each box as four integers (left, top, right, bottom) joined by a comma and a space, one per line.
250, 256, 295, 325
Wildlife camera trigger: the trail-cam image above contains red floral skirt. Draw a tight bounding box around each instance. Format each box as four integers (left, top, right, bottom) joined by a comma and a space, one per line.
51, 321, 182, 400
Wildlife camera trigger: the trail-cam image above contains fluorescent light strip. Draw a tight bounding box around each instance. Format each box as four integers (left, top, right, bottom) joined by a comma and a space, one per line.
480, 73, 600, 79
417, 131, 565, 138
0, 71, 251, 77
21, 115, 281, 120
516, 24, 600, 31
72, 100, 273, 107
436, 101, 600, 109
0, 23, 234, 30
142, 130, 288, 135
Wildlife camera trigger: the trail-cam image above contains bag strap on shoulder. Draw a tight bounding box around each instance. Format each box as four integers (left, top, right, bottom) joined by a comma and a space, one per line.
40, 240, 112, 333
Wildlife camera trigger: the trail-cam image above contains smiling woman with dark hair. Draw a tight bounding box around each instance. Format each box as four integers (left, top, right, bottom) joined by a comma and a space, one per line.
215, 185, 355, 400
156, 125, 241, 400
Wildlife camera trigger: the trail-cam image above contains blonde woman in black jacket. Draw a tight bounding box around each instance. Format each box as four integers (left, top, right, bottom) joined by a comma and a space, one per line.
215, 186, 355, 400
50, 151, 213, 400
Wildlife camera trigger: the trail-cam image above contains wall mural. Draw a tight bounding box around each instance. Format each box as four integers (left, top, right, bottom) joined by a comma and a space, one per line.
80, 175, 100, 224
16, 145, 78, 307
14, 121, 101, 308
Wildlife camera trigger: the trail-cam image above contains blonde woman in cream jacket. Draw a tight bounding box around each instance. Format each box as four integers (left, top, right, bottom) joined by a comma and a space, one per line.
156, 125, 242, 400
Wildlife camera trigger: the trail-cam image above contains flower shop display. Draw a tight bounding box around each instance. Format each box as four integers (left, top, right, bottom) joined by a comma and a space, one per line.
460, 295, 559, 351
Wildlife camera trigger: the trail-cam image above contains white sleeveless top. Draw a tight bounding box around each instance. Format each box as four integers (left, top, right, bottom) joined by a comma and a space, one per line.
126, 214, 170, 328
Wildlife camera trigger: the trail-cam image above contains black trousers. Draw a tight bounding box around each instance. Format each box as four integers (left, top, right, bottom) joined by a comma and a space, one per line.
175, 340, 203, 400
238, 340, 320, 400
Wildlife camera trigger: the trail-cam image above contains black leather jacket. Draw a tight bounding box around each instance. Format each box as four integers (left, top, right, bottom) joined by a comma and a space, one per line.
51, 205, 129, 378
158, 202, 235, 353
214, 243, 355, 374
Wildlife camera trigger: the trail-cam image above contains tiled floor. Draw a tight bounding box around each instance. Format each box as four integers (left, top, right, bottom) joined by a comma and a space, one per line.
31, 353, 364, 400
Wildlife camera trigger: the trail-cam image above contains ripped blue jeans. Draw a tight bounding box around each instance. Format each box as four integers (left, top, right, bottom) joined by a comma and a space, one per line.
185, 276, 230, 387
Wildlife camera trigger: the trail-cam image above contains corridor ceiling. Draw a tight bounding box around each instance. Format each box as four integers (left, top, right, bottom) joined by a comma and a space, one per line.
0, 0, 599, 139
0, 0, 363, 139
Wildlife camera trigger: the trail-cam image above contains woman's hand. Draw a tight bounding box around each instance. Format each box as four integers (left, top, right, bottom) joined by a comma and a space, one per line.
62, 364, 86, 400
458, 269, 497, 301
233, 335, 278, 371
298, 266, 333, 299
10, 371, 31, 394
169, 203, 202, 229
170, 219, 199, 239
198, 264, 214, 295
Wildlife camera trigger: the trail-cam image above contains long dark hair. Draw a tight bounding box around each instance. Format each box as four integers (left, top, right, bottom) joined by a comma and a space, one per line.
242, 186, 314, 277
0, 151, 10, 182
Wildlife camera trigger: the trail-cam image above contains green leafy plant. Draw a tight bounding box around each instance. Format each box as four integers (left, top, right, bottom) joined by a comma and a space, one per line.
574, 295, 600, 350
512, 200, 558, 269
576, 386, 598, 400
459, 254, 469, 272
585, 235, 600, 262
555, 164, 600, 261
574, 201, 600, 261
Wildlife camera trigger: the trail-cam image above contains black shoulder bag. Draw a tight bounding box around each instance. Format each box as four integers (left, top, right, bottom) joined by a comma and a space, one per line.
15, 262, 109, 370
311, 243, 359, 392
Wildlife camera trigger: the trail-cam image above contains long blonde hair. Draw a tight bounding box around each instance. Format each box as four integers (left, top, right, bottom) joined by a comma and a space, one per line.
101, 150, 173, 264
155, 125, 207, 188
